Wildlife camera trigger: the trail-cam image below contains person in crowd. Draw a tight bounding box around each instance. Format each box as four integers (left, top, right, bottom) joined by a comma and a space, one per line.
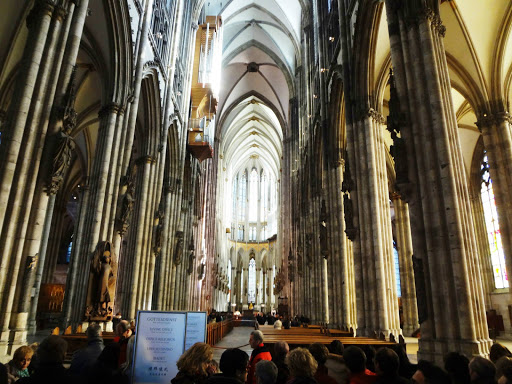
342, 346, 377, 384
496, 357, 512, 383
491, 344, 512, 365
360, 346, 376, 373
208, 310, 217, 323
6, 346, 33, 383
308, 343, 337, 384
207, 360, 219, 376
115, 320, 132, 367
70, 322, 104, 376
285, 347, 318, 384
411, 359, 452, 384
325, 340, 349, 384
248, 330, 272, 384
88, 343, 128, 384
373, 347, 409, 384
273, 341, 290, 384
389, 344, 416, 380
26, 344, 38, 376
291, 316, 299, 327
120, 335, 135, 381
274, 317, 282, 330
112, 313, 122, 330
255, 360, 278, 384
469, 356, 496, 384
17, 335, 84, 384
267, 313, 275, 326
497, 357, 512, 384
283, 318, 291, 330
444, 351, 470, 384
207, 348, 249, 384
171, 342, 213, 384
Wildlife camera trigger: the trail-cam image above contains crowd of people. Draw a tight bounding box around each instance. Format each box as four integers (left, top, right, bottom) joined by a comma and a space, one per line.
3, 323, 512, 384
0, 320, 134, 384
171, 331, 512, 384
255, 314, 310, 330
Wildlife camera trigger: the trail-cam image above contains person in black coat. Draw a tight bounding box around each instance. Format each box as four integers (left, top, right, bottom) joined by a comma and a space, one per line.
207, 348, 249, 384
69, 323, 104, 376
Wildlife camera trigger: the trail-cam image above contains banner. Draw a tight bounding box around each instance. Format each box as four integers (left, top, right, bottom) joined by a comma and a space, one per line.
133, 311, 187, 384
184, 311, 207, 350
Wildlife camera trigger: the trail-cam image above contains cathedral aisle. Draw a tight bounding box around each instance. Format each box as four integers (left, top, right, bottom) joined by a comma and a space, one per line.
212, 326, 253, 362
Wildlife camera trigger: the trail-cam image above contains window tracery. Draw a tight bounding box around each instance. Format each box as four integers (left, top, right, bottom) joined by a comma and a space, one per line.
480, 154, 508, 288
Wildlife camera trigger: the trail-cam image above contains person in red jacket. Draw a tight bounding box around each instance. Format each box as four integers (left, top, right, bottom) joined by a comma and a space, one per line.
247, 330, 272, 384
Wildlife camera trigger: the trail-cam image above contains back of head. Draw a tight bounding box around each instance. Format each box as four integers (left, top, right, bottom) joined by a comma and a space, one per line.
343, 346, 367, 373
469, 356, 496, 382
444, 352, 470, 384
116, 320, 131, 337
177, 342, 213, 376
251, 330, 264, 343
308, 343, 329, 366
500, 357, 512, 384
220, 348, 249, 377
328, 340, 344, 355
255, 360, 278, 384
490, 343, 512, 364
375, 347, 399, 377
274, 341, 289, 360
361, 345, 376, 371
86, 323, 102, 340
38, 335, 67, 364
416, 359, 451, 384
285, 348, 318, 378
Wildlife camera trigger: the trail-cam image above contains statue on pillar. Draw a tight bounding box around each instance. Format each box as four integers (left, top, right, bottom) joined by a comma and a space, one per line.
86, 241, 115, 320
153, 208, 165, 256
117, 165, 136, 236
173, 231, 184, 266
48, 67, 78, 195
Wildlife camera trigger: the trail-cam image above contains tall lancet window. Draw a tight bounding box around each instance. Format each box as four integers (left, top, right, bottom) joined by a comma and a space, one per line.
232, 175, 238, 219
481, 153, 508, 288
248, 257, 256, 303
249, 169, 259, 222
239, 171, 247, 221
261, 170, 267, 220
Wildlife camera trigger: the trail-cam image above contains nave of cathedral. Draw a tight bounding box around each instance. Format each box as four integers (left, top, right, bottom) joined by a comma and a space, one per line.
1, 0, 512, 364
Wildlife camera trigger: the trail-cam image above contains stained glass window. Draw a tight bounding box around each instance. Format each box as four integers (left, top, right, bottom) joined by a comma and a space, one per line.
249, 258, 256, 303
261, 170, 267, 220
393, 240, 401, 297
249, 169, 258, 222
239, 171, 247, 221
481, 154, 508, 288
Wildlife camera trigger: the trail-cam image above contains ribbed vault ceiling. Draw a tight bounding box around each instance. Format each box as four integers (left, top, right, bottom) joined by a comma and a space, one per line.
202, 0, 306, 181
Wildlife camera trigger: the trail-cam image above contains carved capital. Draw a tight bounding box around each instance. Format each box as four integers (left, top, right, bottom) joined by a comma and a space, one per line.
53, 4, 67, 22
191, 22, 199, 31
27, 1, 55, 29
98, 103, 124, 119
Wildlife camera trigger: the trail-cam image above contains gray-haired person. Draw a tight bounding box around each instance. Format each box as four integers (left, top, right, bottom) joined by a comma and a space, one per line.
255, 360, 278, 384
70, 323, 104, 376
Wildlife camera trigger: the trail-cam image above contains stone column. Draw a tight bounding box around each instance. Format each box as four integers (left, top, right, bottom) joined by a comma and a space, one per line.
391, 193, 419, 336
385, 0, 492, 360
348, 109, 400, 339
477, 111, 512, 299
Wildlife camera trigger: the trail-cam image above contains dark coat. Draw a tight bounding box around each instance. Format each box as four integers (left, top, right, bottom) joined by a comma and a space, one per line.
206, 374, 244, 384
171, 372, 208, 384
69, 337, 105, 376
17, 363, 86, 384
